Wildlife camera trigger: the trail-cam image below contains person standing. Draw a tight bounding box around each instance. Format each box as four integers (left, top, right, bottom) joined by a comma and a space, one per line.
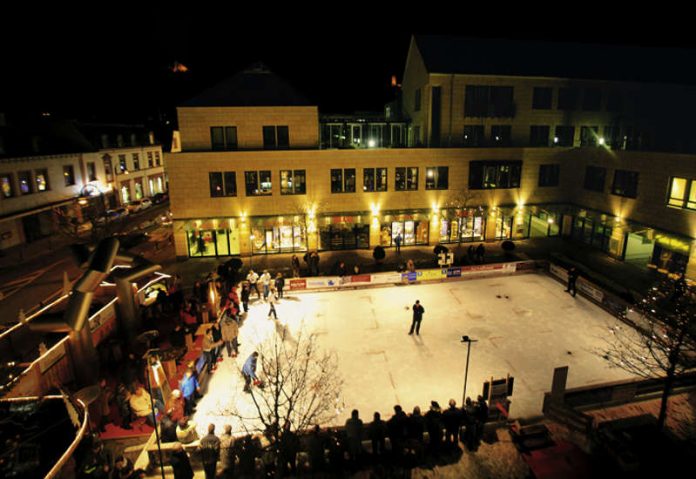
475, 395, 489, 442
387, 405, 408, 459
202, 328, 220, 374
241, 282, 251, 313
368, 412, 388, 458
475, 243, 485, 263
565, 266, 579, 297
267, 289, 278, 320
275, 273, 285, 298
344, 409, 364, 464
199, 423, 221, 479
176, 417, 199, 444
170, 443, 194, 479
425, 401, 444, 454
179, 368, 200, 417
160, 410, 179, 442
308, 425, 328, 473
442, 399, 462, 448
291, 254, 301, 278
219, 425, 235, 479
408, 300, 425, 335
462, 397, 478, 451
467, 245, 475, 264
246, 269, 260, 299
260, 270, 272, 301
220, 313, 239, 358
394, 233, 402, 254
242, 352, 259, 393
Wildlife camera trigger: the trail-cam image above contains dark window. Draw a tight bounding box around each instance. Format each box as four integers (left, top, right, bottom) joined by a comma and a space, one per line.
209, 172, 224, 197
558, 88, 579, 110
413, 126, 422, 147
224, 127, 238, 150
425, 167, 448, 190
583, 166, 606, 192
414, 88, 421, 112
463, 125, 485, 146
1, 173, 15, 198
465, 86, 515, 117
491, 125, 512, 146
606, 91, 622, 112
532, 87, 553, 109
612, 169, 639, 198
34, 169, 49, 192
331, 168, 355, 193
224, 172, 237, 196
147, 152, 154, 168
132, 155, 140, 171
580, 126, 599, 146
18, 171, 32, 194
211, 127, 225, 150
280, 170, 306, 195
469, 161, 522, 189
554, 126, 575, 147
530, 125, 550, 146
603, 126, 620, 148
87, 162, 97, 181
367, 168, 389, 192
103, 156, 113, 182
63, 165, 75, 187
119, 155, 127, 173
262, 126, 289, 150
155, 151, 161, 166
395, 167, 419, 191
582, 88, 602, 111
277, 126, 289, 149
538, 164, 560, 187
245, 171, 272, 196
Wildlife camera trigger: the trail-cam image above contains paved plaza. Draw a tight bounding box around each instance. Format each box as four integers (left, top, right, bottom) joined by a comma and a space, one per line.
192, 273, 636, 436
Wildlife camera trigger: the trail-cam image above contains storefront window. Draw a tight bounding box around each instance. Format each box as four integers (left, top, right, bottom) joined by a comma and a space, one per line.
318, 216, 370, 250
121, 184, 130, 204
380, 212, 429, 246
251, 217, 307, 254
186, 219, 240, 257
134, 180, 143, 200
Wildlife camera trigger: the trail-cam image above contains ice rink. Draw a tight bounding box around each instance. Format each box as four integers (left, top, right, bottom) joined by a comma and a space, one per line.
192, 272, 635, 435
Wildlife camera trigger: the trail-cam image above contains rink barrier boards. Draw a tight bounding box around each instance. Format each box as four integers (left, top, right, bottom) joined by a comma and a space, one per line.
287, 260, 539, 293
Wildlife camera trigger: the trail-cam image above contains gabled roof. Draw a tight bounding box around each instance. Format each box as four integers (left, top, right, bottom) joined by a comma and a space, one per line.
0, 117, 96, 158
181, 63, 314, 107
413, 35, 696, 84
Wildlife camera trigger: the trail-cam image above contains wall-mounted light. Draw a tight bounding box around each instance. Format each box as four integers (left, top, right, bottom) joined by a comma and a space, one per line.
371, 203, 380, 217
598, 137, 606, 146
368, 139, 376, 148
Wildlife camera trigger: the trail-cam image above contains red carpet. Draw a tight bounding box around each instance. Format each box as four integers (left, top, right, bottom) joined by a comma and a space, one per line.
99, 419, 154, 440
522, 440, 592, 479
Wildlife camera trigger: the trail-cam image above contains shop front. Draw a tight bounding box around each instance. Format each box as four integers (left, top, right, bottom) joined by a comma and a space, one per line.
250, 216, 307, 254
493, 207, 531, 240
647, 232, 691, 275
318, 214, 370, 250
527, 207, 561, 238
438, 208, 486, 243
571, 213, 617, 255
186, 218, 241, 257
380, 211, 430, 247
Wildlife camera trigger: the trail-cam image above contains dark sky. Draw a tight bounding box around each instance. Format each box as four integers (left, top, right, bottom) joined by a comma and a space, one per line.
3, 6, 696, 123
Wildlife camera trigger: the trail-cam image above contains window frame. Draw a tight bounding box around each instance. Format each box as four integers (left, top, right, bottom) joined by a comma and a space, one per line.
530, 125, 550, 147
87, 162, 97, 182
583, 166, 607, 193
18, 170, 33, 195
425, 166, 449, 190
395, 167, 419, 191
34, 168, 50, 192
468, 161, 522, 190
1, 173, 15, 198
611, 169, 639, 198
280, 169, 306, 195
245, 170, 272, 196
63, 165, 76, 187
538, 164, 560, 187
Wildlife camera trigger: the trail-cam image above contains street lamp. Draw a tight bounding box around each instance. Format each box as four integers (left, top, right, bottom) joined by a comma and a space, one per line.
461, 335, 478, 405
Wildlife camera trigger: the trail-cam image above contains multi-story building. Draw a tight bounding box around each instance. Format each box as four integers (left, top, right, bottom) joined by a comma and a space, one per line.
0, 114, 166, 251
167, 40, 696, 279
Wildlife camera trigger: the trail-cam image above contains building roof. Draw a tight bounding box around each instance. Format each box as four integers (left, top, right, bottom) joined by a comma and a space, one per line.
181, 63, 314, 107
0, 117, 96, 159
413, 35, 696, 84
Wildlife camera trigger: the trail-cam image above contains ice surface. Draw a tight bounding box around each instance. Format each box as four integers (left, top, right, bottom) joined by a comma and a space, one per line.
193, 273, 634, 435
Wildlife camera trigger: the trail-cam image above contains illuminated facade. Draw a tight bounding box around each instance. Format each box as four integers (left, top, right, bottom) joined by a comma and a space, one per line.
168, 45, 696, 278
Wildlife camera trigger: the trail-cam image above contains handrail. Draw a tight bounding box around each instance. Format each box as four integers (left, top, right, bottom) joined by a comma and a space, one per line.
44, 397, 89, 479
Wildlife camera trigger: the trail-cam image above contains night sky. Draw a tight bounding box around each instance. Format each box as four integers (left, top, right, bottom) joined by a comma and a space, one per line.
3, 6, 696, 124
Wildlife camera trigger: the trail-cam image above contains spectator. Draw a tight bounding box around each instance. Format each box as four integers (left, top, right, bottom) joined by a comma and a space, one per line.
246, 269, 261, 299
199, 423, 221, 479
220, 312, 239, 358
387, 405, 408, 458
345, 409, 364, 464
279, 422, 299, 476
179, 369, 200, 417
475, 243, 485, 263
170, 443, 194, 479
407, 406, 425, 464
167, 389, 185, 422
115, 383, 132, 430
176, 417, 199, 444
475, 395, 489, 442
291, 254, 301, 278
327, 429, 345, 473
240, 282, 251, 313
128, 386, 162, 427
462, 397, 478, 451
307, 425, 327, 473
96, 378, 112, 432
238, 435, 261, 477
219, 425, 235, 479
425, 401, 444, 454
275, 273, 285, 298
368, 411, 388, 457
160, 410, 178, 442
260, 270, 272, 301
170, 322, 187, 349
202, 328, 220, 374
443, 399, 462, 448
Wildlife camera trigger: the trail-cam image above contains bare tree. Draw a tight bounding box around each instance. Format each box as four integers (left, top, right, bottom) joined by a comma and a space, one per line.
230, 329, 344, 457
601, 277, 696, 431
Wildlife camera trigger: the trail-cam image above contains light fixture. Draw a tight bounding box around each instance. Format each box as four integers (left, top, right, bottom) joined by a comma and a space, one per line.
598, 137, 606, 146
368, 139, 376, 148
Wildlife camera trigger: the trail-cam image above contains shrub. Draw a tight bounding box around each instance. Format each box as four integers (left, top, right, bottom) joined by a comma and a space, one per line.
501, 240, 515, 252
373, 246, 386, 262
433, 244, 449, 256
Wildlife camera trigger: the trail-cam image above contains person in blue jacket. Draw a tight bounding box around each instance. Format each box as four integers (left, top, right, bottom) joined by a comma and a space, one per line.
242, 351, 259, 393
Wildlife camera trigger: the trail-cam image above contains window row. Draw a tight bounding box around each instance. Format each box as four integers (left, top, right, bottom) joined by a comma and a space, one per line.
1, 166, 75, 198
460, 124, 637, 148
115, 151, 161, 174
208, 166, 453, 198
210, 125, 289, 151
668, 177, 696, 210
583, 166, 639, 198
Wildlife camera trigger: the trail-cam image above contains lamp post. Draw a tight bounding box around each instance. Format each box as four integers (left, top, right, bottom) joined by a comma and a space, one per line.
143, 349, 166, 479
461, 335, 478, 405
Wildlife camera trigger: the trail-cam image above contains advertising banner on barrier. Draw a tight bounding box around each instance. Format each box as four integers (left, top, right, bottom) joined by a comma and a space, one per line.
371, 273, 404, 284
349, 274, 372, 284
578, 279, 604, 302
420, 269, 447, 281
447, 267, 462, 277
289, 279, 307, 290
549, 264, 567, 281
514, 261, 537, 271
305, 277, 342, 289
